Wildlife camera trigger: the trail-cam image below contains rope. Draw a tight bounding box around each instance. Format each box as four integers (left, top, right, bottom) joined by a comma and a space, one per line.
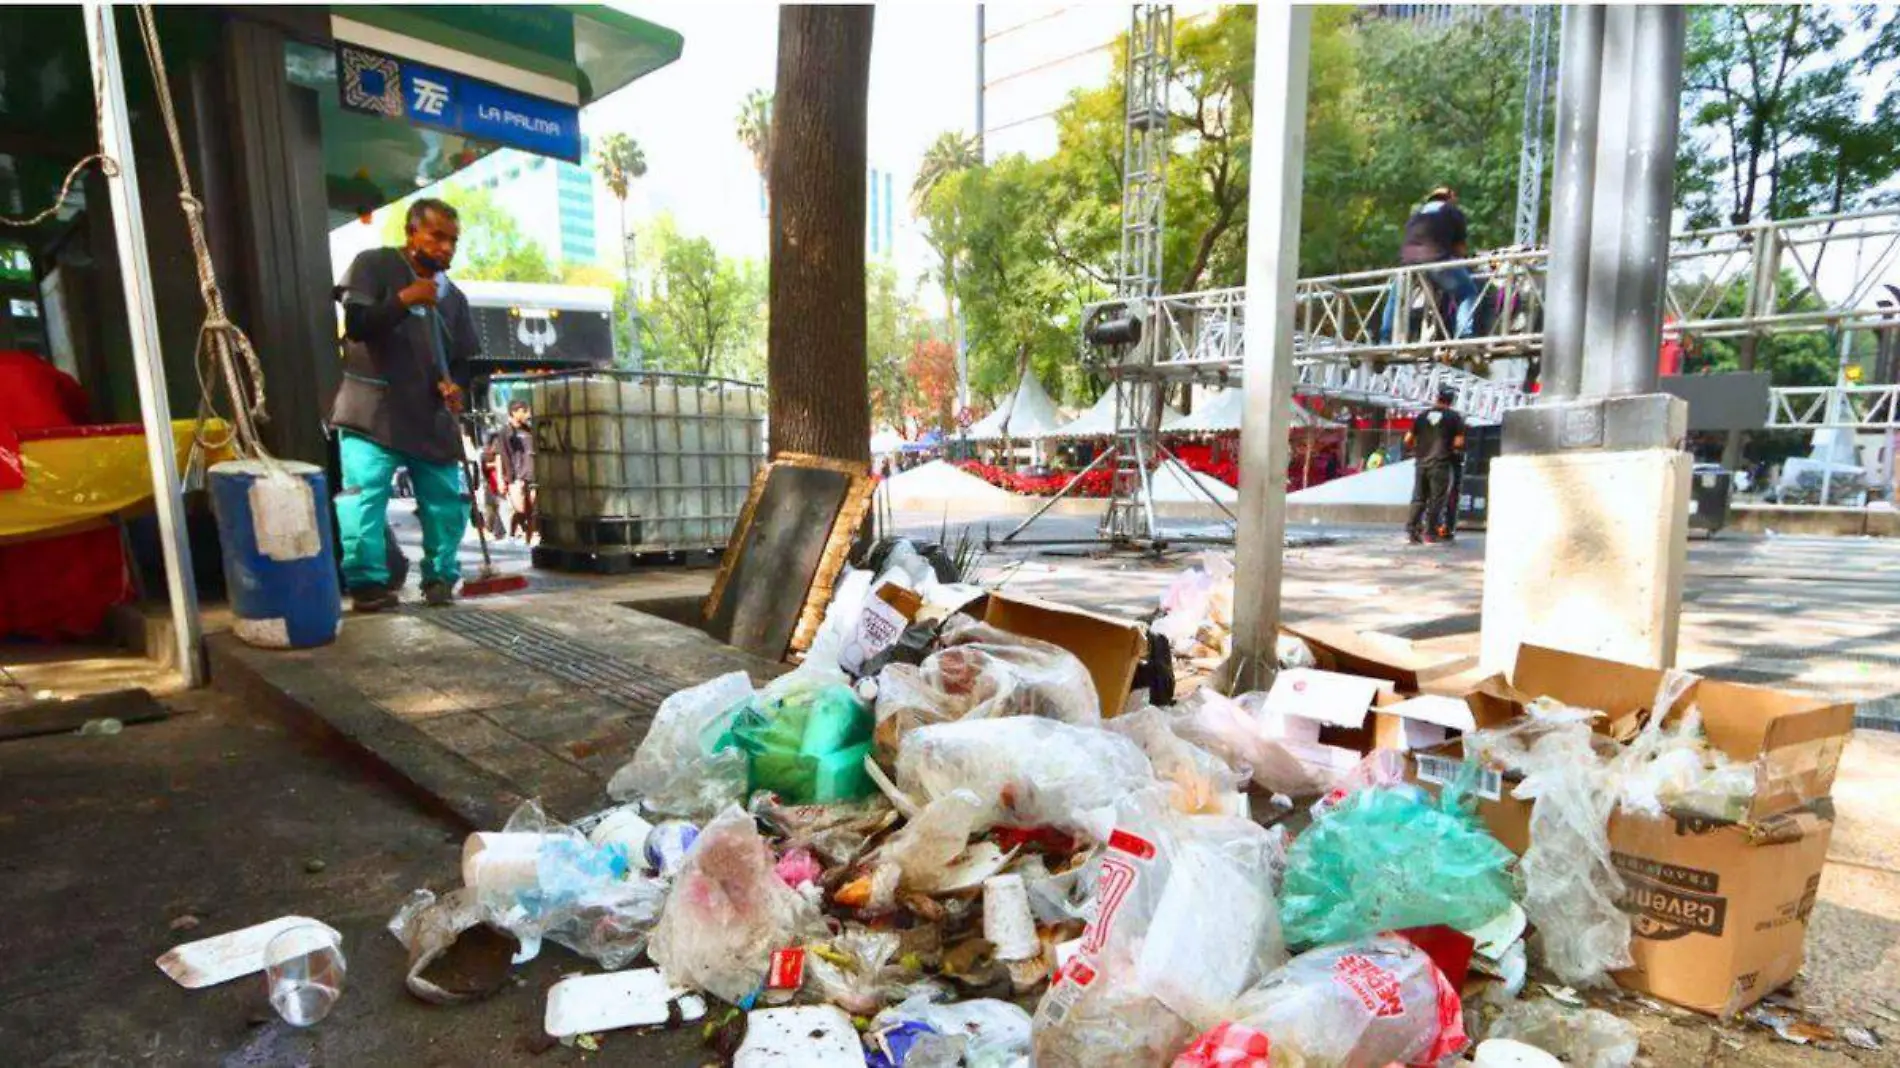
0, 15, 118, 230
132, 5, 274, 466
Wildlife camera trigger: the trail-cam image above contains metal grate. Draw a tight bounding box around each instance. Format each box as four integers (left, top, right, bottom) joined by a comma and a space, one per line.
416, 606, 685, 712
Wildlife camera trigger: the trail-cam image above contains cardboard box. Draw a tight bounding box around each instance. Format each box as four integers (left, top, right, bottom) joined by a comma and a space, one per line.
1609, 806, 1833, 1016
978, 593, 1147, 719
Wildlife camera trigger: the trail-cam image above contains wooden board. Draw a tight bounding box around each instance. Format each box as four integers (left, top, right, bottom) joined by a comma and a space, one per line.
704, 455, 871, 662
0, 688, 168, 742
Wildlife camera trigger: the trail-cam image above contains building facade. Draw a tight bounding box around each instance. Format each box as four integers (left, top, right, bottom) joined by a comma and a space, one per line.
454, 138, 601, 267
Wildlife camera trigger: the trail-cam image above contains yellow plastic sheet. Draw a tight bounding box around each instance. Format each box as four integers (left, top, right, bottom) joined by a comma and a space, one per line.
0, 420, 234, 539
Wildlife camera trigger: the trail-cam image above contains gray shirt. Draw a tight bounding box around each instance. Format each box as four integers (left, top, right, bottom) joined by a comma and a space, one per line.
329, 248, 480, 464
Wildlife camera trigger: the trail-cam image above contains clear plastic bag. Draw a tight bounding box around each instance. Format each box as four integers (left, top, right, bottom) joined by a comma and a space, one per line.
1278, 782, 1515, 950
805, 926, 906, 1015
471, 800, 666, 970
1171, 689, 1334, 798
387, 888, 520, 1005
1221, 935, 1468, 1067
1034, 791, 1289, 1064
648, 806, 820, 1005
1487, 998, 1638, 1068
607, 672, 754, 820
1614, 670, 1758, 823
874, 619, 1103, 759
1153, 552, 1235, 648
1108, 707, 1250, 816
1469, 701, 1632, 987
894, 717, 1155, 839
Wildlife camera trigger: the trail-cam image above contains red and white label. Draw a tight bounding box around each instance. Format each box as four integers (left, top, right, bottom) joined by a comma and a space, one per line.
767, 948, 805, 990
1332, 954, 1405, 1019
1108, 829, 1157, 860
1082, 854, 1140, 957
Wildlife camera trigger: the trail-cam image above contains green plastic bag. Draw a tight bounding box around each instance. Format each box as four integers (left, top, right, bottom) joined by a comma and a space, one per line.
1279, 781, 1516, 949
722, 684, 875, 804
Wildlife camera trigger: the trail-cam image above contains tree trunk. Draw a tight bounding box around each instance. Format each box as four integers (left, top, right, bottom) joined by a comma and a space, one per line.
767, 6, 874, 463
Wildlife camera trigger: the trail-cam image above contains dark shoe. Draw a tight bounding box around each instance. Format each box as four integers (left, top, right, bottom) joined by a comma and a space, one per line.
1407, 530, 1424, 545
421, 581, 456, 607
350, 586, 400, 614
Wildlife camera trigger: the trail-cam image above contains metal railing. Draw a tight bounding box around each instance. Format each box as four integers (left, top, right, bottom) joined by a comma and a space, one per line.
1766, 385, 1900, 430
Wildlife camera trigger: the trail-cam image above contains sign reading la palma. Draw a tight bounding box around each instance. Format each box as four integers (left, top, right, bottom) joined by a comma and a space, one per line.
336, 43, 582, 164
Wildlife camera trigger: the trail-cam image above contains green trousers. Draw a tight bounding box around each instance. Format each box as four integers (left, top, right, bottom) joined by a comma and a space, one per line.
336, 430, 467, 591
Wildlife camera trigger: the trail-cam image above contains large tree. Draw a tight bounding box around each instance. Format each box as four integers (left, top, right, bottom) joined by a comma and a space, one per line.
594, 132, 649, 361
736, 88, 775, 210
767, 6, 874, 462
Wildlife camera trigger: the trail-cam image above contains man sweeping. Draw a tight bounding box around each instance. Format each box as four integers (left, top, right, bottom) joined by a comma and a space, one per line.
330, 198, 480, 611
1405, 388, 1466, 545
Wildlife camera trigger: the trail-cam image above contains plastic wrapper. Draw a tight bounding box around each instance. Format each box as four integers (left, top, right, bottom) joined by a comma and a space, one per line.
752, 795, 898, 868
471, 800, 667, 969
1152, 553, 1234, 648
895, 717, 1156, 839
806, 926, 906, 1015
1035, 791, 1290, 1065
874, 619, 1102, 759
649, 806, 820, 1004
1278, 782, 1514, 950
1108, 707, 1250, 815
875, 994, 1035, 1068
1468, 700, 1631, 987
387, 888, 520, 1005
1222, 935, 1468, 1067
725, 683, 876, 804
1487, 999, 1638, 1068
607, 672, 754, 819
1615, 671, 1758, 823
1171, 689, 1333, 798
875, 789, 985, 892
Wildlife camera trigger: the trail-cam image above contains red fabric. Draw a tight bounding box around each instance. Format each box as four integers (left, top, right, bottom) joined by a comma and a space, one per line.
0, 525, 132, 640
0, 350, 129, 640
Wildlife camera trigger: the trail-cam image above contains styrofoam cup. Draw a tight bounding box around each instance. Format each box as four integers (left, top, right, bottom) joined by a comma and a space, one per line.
983, 874, 1038, 961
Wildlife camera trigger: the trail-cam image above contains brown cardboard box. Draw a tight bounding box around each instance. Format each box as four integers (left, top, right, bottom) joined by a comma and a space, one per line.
978, 593, 1147, 719
1609, 807, 1833, 1016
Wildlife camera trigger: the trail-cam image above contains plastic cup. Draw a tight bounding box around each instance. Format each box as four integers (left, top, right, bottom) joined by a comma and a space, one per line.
264, 924, 346, 1027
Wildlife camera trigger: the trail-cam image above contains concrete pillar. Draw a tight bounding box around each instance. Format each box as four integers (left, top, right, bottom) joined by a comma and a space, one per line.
1218, 5, 1310, 694
1481, 5, 1691, 673
1542, 4, 1603, 402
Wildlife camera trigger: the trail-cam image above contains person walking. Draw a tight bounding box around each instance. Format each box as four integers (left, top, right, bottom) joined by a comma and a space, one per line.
329, 198, 481, 611
1405, 388, 1467, 545
491, 399, 537, 542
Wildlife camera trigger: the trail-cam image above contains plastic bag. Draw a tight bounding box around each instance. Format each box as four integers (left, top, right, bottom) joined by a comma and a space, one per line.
874, 619, 1102, 758
1171, 689, 1333, 798
806, 926, 907, 1015
648, 806, 820, 1004
752, 794, 899, 868
1487, 998, 1638, 1068
874, 992, 1034, 1068
1153, 552, 1234, 647
1615, 670, 1757, 823
1108, 707, 1250, 816
471, 800, 666, 970
608, 672, 754, 820
1278, 782, 1515, 950
725, 683, 876, 804
1034, 791, 1289, 1065
1221, 935, 1468, 1067
1468, 701, 1631, 987
895, 718, 1156, 839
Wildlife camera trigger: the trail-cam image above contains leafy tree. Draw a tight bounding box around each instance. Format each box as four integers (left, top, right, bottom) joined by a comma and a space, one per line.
380, 183, 558, 283
594, 132, 649, 361
736, 88, 775, 206
866, 262, 921, 433
906, 337, 959, 434
1679, 5, 1900, 230
636, 214, 765, 379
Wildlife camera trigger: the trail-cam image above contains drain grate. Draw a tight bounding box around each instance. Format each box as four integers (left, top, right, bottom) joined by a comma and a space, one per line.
417, 607, 685, 713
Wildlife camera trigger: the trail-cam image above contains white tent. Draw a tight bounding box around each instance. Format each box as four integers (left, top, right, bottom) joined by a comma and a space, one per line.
1046, 388, 1186, 440
870, 428, 906, 454
1161, 387, 1342, 434
966, 373, 1065, 442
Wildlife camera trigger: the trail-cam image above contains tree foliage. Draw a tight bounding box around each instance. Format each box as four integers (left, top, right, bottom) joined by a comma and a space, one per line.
594, 133, 648, 204
381, 183, 558, 283
1679, 5, 1900, 229
735, 88, 775, 199
634, 214, 766, 380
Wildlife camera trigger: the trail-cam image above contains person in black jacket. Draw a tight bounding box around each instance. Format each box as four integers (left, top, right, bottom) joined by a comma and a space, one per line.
1382, 186, 1483, 343
1405, 388, 1467, 544
330, 198, 481, 611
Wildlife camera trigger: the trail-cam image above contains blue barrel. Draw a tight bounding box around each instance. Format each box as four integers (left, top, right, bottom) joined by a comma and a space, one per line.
207, 460, 342, 649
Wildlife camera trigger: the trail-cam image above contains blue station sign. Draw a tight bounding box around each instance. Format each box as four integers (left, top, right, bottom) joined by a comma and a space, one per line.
336, 42, 582, 163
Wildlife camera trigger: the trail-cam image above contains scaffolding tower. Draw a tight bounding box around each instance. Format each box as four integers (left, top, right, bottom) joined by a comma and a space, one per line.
1513, 4, 1556, 247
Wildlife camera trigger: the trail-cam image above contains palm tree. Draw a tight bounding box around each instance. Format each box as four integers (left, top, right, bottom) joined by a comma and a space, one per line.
735, 88, 774, 211
595, 132, 648, 363
910, 130, 980, 212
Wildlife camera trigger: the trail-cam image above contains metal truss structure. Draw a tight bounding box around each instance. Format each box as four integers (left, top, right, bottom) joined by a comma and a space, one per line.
1767, 385, 1900, 430
1118, 205, 1900, 428
1514, 4, 1556, 247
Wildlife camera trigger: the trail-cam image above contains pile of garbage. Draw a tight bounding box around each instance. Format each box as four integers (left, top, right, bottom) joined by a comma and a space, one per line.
366, 540, 1852, 1066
